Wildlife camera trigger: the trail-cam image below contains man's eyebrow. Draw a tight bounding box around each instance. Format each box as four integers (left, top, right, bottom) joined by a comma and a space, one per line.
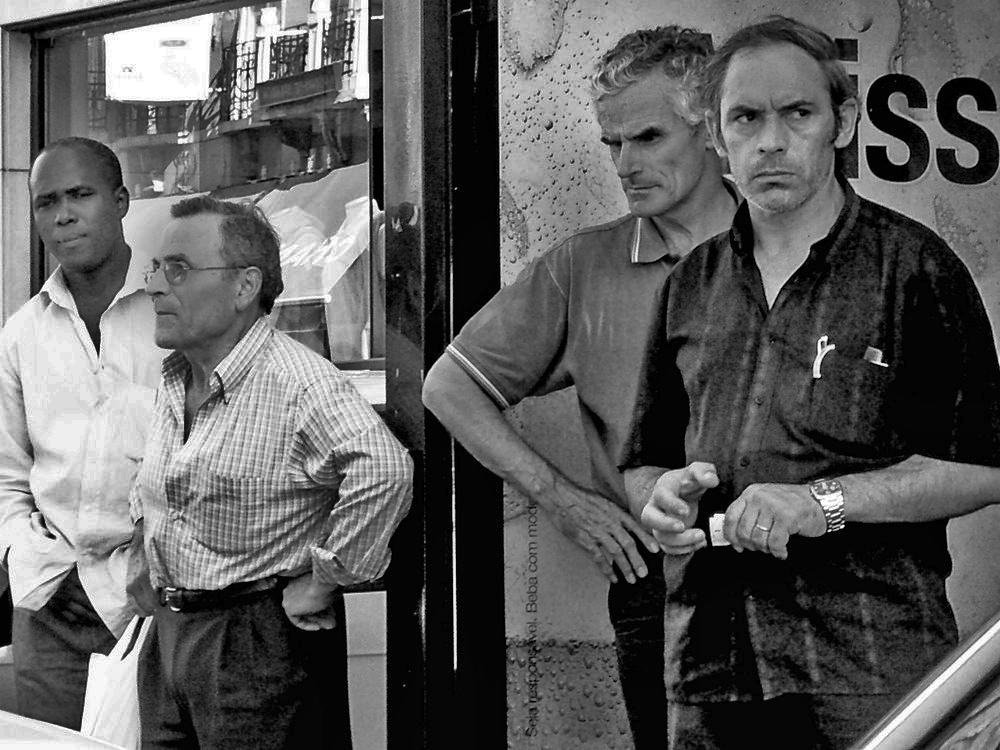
778, 98, 817, 112
602, 125, 664, 144
627, 126, 664, 139
724, 103, 764, 121
161, 253, 192, 264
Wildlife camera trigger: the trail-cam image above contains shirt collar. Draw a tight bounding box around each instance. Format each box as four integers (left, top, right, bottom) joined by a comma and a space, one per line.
729, 174, 859, 263
629, 216, 683, 264
630, 178, 741, 264
40, 246, 147, 311
161, 316, 273, 405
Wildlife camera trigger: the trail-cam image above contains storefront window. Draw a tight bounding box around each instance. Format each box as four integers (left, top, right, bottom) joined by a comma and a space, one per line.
42, 0, 384, 402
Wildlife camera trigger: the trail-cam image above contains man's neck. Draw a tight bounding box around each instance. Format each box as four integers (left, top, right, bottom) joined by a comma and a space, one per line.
61, 244, 131, 313
182, 314, 262, 394
749, 171, 845, 308
649, 163, 736, 257
750, 172, 845, 261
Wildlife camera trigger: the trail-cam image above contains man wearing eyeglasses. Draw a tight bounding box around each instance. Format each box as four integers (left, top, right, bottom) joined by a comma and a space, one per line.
131, 195, 412, 747
0, 137, 162, 729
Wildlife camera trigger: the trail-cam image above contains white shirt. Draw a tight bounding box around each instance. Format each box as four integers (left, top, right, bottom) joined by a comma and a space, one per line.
0, 255, 162, 636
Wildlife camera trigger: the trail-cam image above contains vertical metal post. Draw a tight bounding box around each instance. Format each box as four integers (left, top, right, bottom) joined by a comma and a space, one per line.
382, 0, 503, 746
381, 1, 456, 747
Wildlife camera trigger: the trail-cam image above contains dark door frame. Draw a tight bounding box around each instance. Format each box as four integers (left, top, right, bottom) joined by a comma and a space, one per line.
382, 0, 503, 747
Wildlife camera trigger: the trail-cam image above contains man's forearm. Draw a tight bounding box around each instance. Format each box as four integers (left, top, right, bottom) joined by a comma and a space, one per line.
422, 354, 574, 511
840, 455, 1000, 524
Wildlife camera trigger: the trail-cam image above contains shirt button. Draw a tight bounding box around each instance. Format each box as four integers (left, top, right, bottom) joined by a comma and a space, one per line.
753, 396, 764, 406
739, 456, 750, 467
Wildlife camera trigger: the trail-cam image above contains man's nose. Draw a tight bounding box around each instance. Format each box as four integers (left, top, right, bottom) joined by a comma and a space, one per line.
616, 141, 639, 178
54, 198, 75, 224
144, 266, 169, 296
757, 115, 788, 153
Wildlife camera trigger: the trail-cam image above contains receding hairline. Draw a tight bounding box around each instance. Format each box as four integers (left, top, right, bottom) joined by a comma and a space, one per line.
716, 42, 839, 108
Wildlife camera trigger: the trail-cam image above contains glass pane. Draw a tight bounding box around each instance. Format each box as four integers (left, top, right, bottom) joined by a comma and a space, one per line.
39, 3, 387, 746
43, 0, 384, 404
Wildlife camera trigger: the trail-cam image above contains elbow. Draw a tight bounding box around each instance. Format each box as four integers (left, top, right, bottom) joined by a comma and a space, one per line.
421, 356, 454, 420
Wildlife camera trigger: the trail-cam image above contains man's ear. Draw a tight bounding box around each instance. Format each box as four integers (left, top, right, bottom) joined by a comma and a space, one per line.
705, 112, 727, 157
834, 97, 859, 149
234, 267, 264, 313
114, 185, 130, 219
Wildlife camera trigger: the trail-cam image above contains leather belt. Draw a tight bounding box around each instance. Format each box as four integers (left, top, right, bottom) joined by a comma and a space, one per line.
157, 577, 281, 613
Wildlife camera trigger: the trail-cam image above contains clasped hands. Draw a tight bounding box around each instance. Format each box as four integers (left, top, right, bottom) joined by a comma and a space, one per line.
639, 461, 827, 560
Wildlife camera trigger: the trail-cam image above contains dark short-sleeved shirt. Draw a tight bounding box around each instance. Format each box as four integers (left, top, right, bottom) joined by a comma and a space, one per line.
448, 214, 682, 508
623, 181, 1000, 702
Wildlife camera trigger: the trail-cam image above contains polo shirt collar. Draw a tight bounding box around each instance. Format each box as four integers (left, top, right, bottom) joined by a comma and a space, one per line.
630, 216, 684, 264
162, 315, 273, 405
729, 174, 860, 264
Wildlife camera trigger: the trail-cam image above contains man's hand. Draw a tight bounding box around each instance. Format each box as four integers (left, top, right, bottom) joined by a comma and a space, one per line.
125, 518, 158, 617
640, 462, 719, 555
724, 483, 826, 559
281, 573, 338, 631
546, 482, 660, 585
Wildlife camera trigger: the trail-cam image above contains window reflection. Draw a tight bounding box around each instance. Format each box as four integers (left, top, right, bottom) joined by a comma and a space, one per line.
49, 0, 383, 382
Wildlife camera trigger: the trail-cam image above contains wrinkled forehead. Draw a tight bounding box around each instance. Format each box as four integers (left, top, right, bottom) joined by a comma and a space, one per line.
30, 145, 112, 194
594, 71, 688, 132
160, 213, 226, 263
720, 43, 832, 111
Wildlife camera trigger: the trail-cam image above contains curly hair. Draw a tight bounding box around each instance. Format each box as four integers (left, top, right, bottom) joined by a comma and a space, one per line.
589, 26, 715, 126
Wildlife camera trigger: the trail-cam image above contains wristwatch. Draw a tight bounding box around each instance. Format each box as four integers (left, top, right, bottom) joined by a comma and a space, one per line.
809, 478, 846, 534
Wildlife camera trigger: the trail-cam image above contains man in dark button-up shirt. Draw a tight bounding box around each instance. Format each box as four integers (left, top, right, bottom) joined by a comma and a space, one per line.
622, 16, 1000, 750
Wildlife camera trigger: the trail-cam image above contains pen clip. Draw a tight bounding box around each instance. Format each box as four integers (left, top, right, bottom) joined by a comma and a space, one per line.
813, 335, 836, 378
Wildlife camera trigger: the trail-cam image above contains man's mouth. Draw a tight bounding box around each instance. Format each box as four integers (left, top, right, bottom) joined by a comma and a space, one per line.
753, 169, 794, 179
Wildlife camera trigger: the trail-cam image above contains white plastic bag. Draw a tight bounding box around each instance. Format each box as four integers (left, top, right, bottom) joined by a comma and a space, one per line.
80, 615, 151, 749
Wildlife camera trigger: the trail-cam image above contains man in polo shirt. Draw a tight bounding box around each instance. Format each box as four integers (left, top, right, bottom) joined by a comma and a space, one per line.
622, 16, 1000, 749
422, 26, 737, 748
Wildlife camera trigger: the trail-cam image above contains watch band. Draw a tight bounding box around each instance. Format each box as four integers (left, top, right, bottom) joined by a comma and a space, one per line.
809, 478, 846, 534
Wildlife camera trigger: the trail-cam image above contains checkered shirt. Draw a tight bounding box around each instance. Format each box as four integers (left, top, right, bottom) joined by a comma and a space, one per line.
130, 317, 412, 590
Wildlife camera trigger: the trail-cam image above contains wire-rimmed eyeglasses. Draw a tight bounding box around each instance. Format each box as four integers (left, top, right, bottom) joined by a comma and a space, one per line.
143, 260, 252, 286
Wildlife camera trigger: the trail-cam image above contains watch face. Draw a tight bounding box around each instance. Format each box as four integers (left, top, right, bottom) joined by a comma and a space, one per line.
814, 478, 842, 496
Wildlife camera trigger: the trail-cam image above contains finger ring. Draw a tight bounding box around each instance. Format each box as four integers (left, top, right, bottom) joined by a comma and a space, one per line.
754, 523, 771, 533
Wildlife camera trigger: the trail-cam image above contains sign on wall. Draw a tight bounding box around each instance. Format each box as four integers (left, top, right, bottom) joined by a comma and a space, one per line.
104, 14, 213, 102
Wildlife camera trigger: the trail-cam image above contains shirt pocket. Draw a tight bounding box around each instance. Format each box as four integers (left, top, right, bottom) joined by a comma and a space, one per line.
801, 347, 894, 455
190, 474, 274, 556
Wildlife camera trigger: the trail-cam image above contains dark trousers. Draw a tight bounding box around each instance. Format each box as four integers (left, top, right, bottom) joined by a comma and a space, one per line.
607, 544, 667, 750
11, 566, 117, 730
667, 693, 904, 750
138, 587, 352, 750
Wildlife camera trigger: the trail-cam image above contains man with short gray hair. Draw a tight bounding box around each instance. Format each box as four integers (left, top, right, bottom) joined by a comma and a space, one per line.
423, 26, 737, 747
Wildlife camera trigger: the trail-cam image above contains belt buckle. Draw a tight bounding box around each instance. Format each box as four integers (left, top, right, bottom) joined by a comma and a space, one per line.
162, 586, 184, 612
